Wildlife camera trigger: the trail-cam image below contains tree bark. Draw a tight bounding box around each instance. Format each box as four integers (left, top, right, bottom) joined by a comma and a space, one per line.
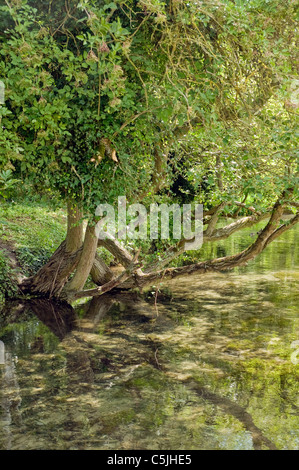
18, 204, 115, 299
215, 155, 223, 191
203, 201, 225, 237
152, 147, 168, 192
99, 236, 134, 268
64, 222, 98, 294
264, 212, 299, 248
71, 250, 142, 300
90, 253, 114, 285
19, 202, 84, 298
19, 241, 82, 297
66, 201, 113, 286
66, 201, 84, 253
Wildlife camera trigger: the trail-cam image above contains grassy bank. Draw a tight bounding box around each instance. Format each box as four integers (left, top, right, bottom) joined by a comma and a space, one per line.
0, 199, 66, 301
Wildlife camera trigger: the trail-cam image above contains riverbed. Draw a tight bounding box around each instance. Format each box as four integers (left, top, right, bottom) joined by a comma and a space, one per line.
0, 222, 298, 450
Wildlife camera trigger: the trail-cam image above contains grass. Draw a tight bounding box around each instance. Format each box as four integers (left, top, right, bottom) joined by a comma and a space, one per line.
0, 198, 67, 276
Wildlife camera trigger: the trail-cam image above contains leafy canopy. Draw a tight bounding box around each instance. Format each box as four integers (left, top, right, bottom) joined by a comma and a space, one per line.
0, 0, 298, 213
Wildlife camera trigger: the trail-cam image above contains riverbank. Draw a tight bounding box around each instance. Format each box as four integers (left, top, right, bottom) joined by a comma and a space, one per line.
0, 199, 66, 302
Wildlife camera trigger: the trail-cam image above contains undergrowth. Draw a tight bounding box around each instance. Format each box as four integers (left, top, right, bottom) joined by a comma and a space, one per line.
0, 249, 18, 303
0, 198, 66, 278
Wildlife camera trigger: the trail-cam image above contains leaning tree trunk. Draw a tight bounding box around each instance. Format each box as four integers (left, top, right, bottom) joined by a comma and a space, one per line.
19, 240, 78, 297
19, 200, 113, 299
90, 253, 113, 286
63, 222, 99, 295
19, 201, 84, 298
18, 193, 298, 302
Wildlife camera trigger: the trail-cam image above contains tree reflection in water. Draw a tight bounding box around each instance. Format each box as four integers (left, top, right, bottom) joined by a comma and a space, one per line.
0, 223, 298, 450
0, 274, 298, 450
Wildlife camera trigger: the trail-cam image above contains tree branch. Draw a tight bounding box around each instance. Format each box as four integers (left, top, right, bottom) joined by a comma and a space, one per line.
137, 199, 286, 286
204, 202, 225, 237
264, 212, 299, 248
98, 235, 134, 268
73, 197, 297, 300
72, 250, 142, 300
144, 209, 270, 273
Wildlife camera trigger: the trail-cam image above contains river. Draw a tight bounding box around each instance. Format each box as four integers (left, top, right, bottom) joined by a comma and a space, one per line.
0, 221, 298, 450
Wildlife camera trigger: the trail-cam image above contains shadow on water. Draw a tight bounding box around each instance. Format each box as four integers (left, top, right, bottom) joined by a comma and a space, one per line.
0, 299, 76, 341
0, 222, 298, 450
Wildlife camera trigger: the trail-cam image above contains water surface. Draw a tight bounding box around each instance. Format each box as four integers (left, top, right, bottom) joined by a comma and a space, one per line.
0, 221, 298, 450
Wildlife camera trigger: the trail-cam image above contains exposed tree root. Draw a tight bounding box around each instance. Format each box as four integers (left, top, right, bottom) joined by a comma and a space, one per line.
19, 241, 82, 298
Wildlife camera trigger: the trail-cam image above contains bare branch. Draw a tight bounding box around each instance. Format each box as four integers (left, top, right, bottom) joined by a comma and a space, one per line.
207, 212, 269, 242
144, 210, 270, 273
123, 200, 291, 289
98, 236, 134, 268
204, 202, 225, 237
72, 249, 142, 300
230, 201, 261, 215
264, 212, 299, 248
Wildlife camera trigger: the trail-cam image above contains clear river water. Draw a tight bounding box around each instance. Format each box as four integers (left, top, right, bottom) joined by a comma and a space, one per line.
0, 221, 298, 450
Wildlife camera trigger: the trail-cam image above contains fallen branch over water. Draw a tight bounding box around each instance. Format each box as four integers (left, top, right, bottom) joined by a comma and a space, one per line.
72, 201, 298, 299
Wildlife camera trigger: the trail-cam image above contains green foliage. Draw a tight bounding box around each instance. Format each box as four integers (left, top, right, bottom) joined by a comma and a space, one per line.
0, 199, 66, 274
182, 97, 299, 211
0, 249, 18, 302
0, 169, 20, 199
15, 246, 53, 276
0, 0, 297, 217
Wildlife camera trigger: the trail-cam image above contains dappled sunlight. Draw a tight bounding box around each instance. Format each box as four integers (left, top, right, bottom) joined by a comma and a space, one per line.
0, 224, 298, 450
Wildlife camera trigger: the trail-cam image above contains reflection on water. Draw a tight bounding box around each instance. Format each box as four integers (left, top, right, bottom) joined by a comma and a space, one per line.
0, 222, 298, 450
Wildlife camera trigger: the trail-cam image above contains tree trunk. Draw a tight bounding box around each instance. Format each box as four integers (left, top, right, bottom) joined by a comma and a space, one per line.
64, 222, 98, 294
66, 201, 84, 253
59, 203, 113, 289
17, 194, 298, 302
19, 202, 84, 298
152, 147, 167, 192
18, 202, 115, 299
19, 241, 82, 298
90, 253, 114, 285
215, 155, 223, 191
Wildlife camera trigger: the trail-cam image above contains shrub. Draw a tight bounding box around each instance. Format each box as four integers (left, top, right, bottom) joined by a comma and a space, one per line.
16, 246, 52, 276
0, 249, 18, 302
